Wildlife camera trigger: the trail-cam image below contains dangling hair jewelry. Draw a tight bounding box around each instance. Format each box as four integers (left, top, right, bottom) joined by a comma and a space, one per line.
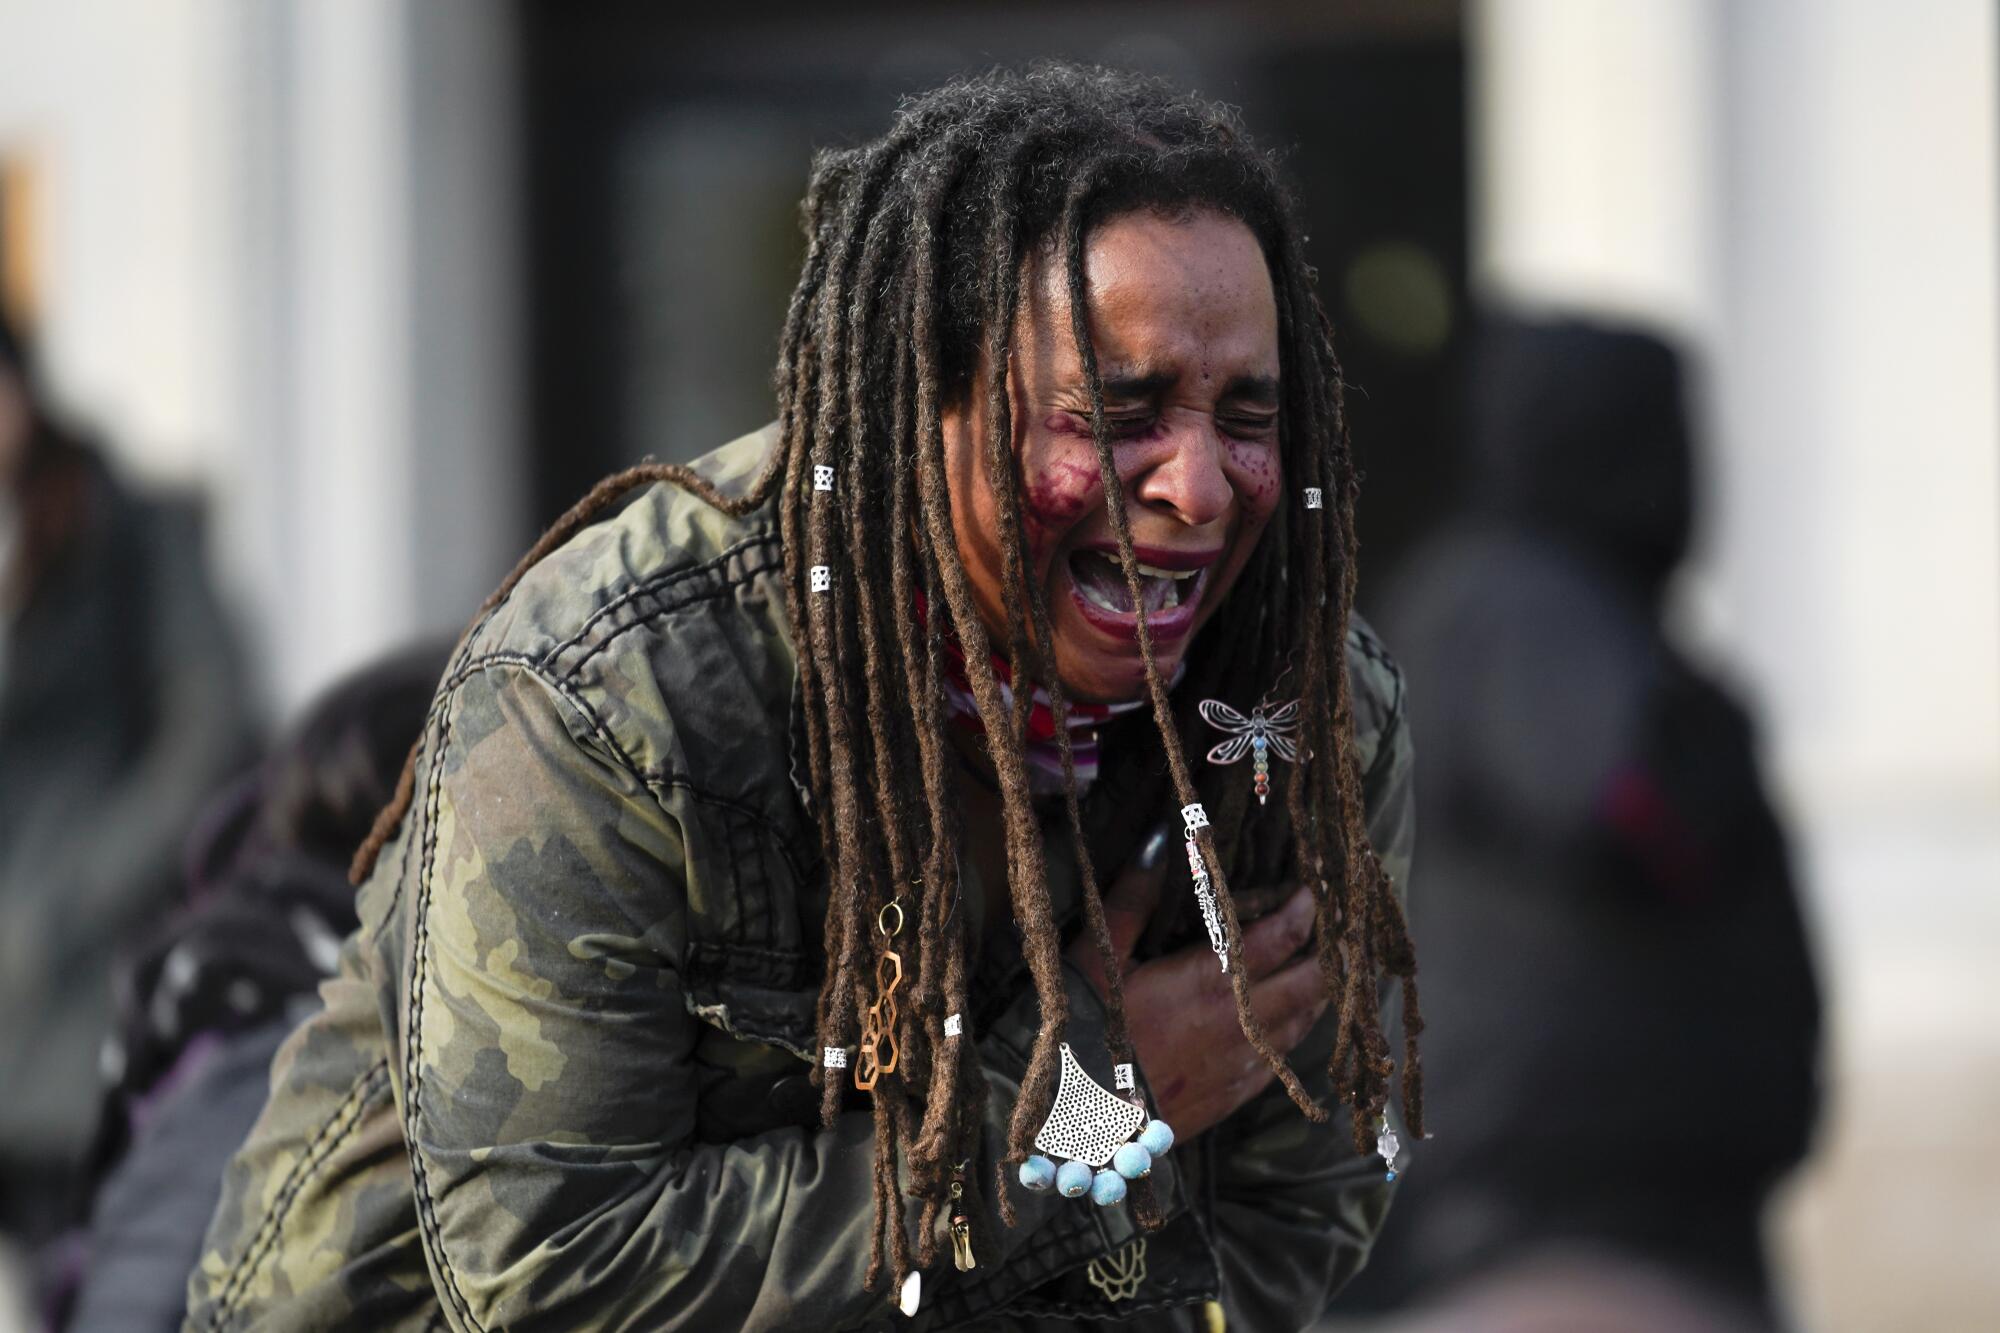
1375, 1112, 1401, 1182
1016, 1042, 1175, 1209
1181, 803, 1228, 970
1198, 697, 1301, 807
854, 900, 904, 1091
949, 1160, 976, 1271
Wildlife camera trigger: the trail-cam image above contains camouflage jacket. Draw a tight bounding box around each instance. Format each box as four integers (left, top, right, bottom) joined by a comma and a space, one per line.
184, 424, 1416, 1333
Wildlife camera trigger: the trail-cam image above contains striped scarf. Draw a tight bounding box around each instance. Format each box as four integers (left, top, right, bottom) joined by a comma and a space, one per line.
920, 592, 1180, 795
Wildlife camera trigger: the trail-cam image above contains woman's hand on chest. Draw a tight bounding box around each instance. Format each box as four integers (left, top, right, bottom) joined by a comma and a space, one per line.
1065, 844, 1326, 1140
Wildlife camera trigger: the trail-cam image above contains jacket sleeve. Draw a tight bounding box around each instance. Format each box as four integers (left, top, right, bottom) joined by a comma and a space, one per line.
1205, 665, 1418, 1329
397, 660, 1177, 1333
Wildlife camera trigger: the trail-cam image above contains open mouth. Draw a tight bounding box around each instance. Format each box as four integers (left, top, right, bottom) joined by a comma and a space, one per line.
1069, 550, 1202, 615
1065, 546, 1217, 644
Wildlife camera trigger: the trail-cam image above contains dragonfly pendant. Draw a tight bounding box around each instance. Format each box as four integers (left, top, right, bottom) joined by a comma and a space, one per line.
1197, 699, 1301, 806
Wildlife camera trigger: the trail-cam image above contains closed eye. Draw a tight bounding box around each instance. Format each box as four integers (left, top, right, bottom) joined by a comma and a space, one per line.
1220, 412, 1279, 440
1061, 409, 1158, 440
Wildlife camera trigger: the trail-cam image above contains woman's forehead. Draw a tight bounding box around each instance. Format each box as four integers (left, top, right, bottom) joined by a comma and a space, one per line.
1018, 208, 1280, 383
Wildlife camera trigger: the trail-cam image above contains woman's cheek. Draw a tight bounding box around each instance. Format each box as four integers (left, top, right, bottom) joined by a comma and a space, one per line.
1018, 448, 1103, 559
1224, 439, 1283, 520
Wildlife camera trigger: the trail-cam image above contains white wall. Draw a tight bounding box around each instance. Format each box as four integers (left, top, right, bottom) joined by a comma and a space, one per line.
0, 0, 524, 715
0, 1, 237, 484
1474, 0, 2000, 811
1472, 0, 1720, 341
1717, 1, 2000, 809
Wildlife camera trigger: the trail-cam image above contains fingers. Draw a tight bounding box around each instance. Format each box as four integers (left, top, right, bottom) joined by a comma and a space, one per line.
1237, 886, 1317, 981
1249, 956, 1332, 1056
1206, 962, 1329, 1121
1230, 881, 1299, 925
1101, 823, 1172, 959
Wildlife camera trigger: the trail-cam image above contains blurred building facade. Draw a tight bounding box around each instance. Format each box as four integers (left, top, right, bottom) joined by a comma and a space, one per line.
0, 0, 525, 719
0, 1, 1993, 1328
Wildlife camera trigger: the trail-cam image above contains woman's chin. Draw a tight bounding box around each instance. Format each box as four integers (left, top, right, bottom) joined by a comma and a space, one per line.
1050, 615, 1189, 705
1049, 569, 1203, 705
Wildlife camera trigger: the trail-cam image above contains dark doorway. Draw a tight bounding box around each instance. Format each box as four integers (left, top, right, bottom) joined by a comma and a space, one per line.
516, 2, 1465, 599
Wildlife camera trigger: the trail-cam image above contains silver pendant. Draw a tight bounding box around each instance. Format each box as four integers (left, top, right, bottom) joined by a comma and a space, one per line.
1186, 838, 1227, 971
1034, 1043, 1147, 1166
1198, 698, 1300, 807
1021, 1048, 1175, 1207
1181, 803, 1227, 971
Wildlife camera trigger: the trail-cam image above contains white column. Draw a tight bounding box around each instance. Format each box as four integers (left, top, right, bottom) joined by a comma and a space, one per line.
1714, 0, 2000, 807
244, 0, 523, 711
1713, 8, 2000, 1320
284, 0, 420, 705
1470, 0, 1719, 340
403, 0, 524, 633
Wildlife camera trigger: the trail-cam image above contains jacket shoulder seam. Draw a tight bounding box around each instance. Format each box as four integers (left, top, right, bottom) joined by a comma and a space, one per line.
543, 527, 781, 677
430, 653, 645, 783
402, 680, 490, 1333
443, 493, 777, 686
551, 541, 784, 692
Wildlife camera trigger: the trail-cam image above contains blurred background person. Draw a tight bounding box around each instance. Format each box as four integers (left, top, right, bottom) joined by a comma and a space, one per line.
51, 639, 445, 1333
1328, 316, 1822, 1331
0, 308, 254, 1262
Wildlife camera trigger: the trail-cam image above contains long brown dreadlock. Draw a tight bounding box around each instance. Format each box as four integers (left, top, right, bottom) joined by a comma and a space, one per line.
351, 62, 1423, 1299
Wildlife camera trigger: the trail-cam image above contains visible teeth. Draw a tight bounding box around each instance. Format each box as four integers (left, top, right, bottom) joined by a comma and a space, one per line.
1072, 551, 1202, 617
1078, 580, 1122, 612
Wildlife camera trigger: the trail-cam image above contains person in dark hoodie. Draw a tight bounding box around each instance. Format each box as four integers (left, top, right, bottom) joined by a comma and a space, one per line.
1334, 317, 1824, 1330
0, 310, 256, 1256
55, 639, 450, 1333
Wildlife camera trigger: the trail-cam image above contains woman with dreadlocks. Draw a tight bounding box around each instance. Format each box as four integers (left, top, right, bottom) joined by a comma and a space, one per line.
186, 63, 1421, 1332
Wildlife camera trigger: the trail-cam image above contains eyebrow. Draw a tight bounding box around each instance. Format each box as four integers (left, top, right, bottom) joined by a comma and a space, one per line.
1225, 375, 1282, 406
1096, 368, 1282, 405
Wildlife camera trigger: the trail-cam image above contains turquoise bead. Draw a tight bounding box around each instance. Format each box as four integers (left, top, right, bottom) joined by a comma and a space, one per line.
1056, 1159, 1093, 1198
1137, 1119, 1175, 1157
1112, 1142, 1152, 1180
1090, 1169, 1127, 1206
1018, 1154, 1057, 1192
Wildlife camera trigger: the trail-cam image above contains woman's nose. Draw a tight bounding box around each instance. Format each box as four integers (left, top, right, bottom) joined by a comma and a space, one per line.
1131, 424, 1233, 527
